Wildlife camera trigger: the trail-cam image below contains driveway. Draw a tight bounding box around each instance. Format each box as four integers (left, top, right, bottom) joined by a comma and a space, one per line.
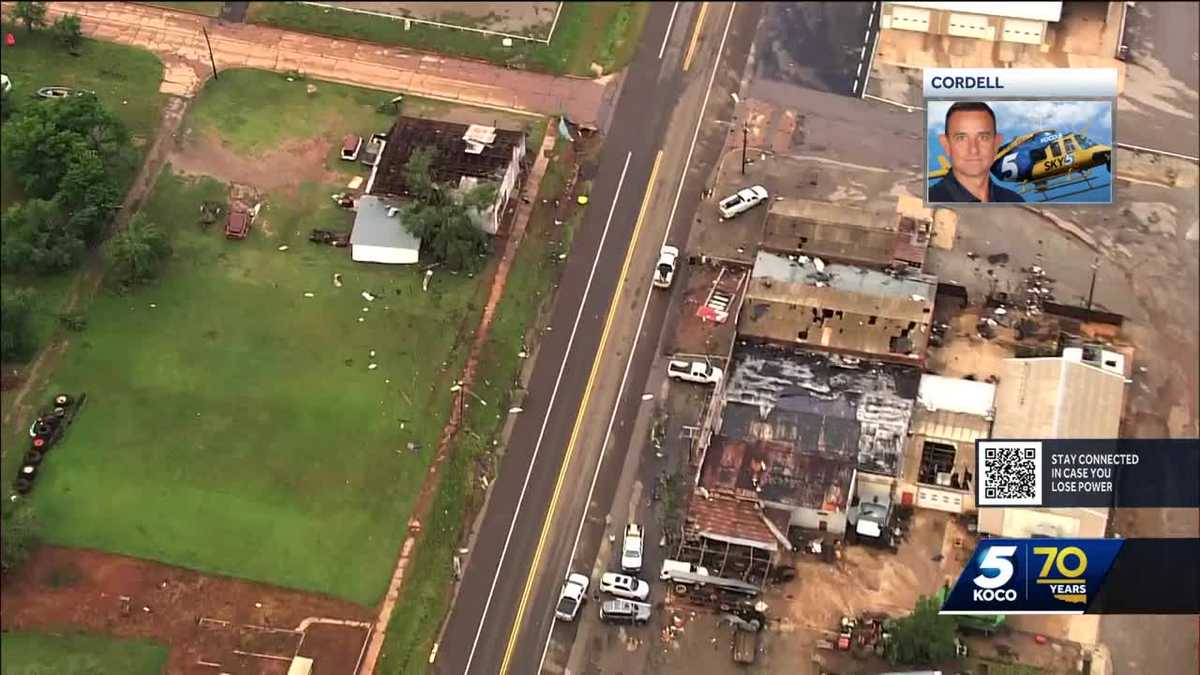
1117, 1, 1200, 157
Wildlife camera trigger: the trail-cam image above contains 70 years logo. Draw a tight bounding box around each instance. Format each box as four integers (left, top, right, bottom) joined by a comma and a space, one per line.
942, 539, 1120, 615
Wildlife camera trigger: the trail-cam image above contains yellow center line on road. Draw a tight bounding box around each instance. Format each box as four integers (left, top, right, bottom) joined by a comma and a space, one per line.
683, 2, 709, 72
498, 149, 664, 675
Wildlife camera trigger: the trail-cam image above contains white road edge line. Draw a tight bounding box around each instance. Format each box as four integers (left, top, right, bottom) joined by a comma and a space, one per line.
659, 1, 680, 60
461, 151, 634, 675
536, 2, 739, 673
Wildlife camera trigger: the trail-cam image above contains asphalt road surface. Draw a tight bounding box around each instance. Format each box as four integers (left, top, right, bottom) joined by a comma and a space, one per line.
1118, 1, 1200, 156
753, 2, 877, 96
432, 4, 744, 674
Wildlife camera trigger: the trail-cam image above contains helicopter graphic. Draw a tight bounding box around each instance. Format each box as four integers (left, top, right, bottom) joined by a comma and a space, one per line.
929, 128, 1112, 202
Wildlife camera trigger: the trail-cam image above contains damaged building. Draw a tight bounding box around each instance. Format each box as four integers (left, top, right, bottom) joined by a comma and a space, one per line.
738, 251, 938, 366
761, 196, 932, 270
898, 373, 996, 514
696, 347, 920, 538
369, 115, 526, 234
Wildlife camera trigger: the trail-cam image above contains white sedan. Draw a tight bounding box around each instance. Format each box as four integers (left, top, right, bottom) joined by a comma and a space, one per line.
600, 572, 651, 601
654, 245, 679, 288
621, 523, 644, 573
718, 185, 769, 219
555, 573, 590, 622
667, 359, 723, 386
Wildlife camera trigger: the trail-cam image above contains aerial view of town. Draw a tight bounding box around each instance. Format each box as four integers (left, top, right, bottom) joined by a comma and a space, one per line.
1, 2, 1197, 675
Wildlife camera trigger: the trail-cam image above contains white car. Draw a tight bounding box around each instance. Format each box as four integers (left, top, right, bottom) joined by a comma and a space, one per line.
555, 573, 590, 622
621, 523, 644, 573
718, 185, 769, 219
660, 559, 710, 581
600, 572, 651, 601
654, 245, 679, 289
666, 359, 723, 386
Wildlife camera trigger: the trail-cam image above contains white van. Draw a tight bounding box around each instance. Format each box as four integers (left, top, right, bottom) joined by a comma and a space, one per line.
660, 559, 709, 581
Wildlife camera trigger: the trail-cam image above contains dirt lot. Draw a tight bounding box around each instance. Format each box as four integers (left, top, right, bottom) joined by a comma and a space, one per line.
1, 546, 372, 675
324, 1, 561, 39
170, 130, 345, 194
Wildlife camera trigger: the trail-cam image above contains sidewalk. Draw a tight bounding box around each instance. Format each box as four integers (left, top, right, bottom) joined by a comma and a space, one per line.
23, 2, 612, 127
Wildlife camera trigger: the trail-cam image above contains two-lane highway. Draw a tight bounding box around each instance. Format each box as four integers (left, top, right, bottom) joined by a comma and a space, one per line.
433, 4, 725, 674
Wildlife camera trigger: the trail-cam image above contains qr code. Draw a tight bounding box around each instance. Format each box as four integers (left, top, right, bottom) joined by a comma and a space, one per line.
977, 441, 1043, 506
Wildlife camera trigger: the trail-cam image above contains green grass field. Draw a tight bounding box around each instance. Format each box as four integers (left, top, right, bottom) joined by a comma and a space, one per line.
0, 632, 168, 675
19, 168, 486, 605
247, 2, 650, 77
379, 136, 577, 673
6, 68, 561, 608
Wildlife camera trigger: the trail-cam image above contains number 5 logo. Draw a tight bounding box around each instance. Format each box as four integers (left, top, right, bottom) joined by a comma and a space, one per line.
974, 545, 1018, 589
1001, 153, 1019, 180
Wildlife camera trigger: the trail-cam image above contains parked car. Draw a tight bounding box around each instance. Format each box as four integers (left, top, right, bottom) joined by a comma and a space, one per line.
360, 134, 386, 167
654, 245, 679, 288
600, 598, 652, 625
659, 559, 710, 581
555, 573, 590, 622
600, 572, 650, 601
718, 185, 769, 219
621, 523, 644, 573
340, 134, 363, 161
666, 359, 723, 386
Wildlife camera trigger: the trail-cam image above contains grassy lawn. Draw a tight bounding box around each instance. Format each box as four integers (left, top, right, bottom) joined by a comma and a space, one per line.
247, 2, 651, 77
188, 69, 544, 157
0, 631, 168, 675
138, 1, 224, 17
4, 68, 560, 607
0, 23, 166, 374
379, 135, 577, 673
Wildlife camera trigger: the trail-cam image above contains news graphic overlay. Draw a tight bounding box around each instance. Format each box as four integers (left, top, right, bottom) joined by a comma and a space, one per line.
941, 539, 1200, 615
924, 68, 1116, 205
976, 439, 1200, 508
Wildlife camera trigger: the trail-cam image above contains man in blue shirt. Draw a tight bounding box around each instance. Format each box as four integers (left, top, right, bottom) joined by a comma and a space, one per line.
929, 101, 1024, 204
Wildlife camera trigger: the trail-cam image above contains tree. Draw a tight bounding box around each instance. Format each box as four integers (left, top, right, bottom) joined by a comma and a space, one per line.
401, 146, 492, 273
0, 288, 37, 362
108, 214, 171, 285
57, 146, 122, 243
1, 501, 40, 574
2, 93, 129, 199
885, 595, 960, 666
0, 199, 85, 273
52, 13, 83, 53
14, 1, 48, 33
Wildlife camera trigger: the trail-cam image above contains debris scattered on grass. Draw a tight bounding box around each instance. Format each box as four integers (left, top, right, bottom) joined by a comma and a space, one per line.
518, 351, 528, 358
357, 317, 365, 322
362, 307, 370, 313
509, 407, 523, 414
423, 269, 434, 292
333, 273, 343, 287
303, 292, 315, 298
348, 176, 363, 190
362, 291, 376, 302
370, 350, 376, 358
149, 303, 157, 309
278, 245, 289, 251
368, 363, 378, 370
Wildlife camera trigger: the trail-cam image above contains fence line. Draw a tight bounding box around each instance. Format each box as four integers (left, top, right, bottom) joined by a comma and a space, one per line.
299, 2, 562, 44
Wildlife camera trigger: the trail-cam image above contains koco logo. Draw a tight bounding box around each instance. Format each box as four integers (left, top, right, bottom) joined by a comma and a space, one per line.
972, 545, 1019, 602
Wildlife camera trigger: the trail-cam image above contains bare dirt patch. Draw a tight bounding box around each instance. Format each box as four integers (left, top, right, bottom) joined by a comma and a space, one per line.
170, 130, 340, 193
1, 546, 372, 675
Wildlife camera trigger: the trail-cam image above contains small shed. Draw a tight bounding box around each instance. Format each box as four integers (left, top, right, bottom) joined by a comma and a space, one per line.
351, 195, 421, 265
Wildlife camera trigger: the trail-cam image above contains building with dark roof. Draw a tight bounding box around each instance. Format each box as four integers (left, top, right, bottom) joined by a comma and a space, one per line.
370, 116, 526, 234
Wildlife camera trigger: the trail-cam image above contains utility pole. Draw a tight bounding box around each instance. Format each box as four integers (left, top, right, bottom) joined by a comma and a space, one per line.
202, 26, 219, 80
741, 125, 748, 176
1086, 258, 1099, 311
